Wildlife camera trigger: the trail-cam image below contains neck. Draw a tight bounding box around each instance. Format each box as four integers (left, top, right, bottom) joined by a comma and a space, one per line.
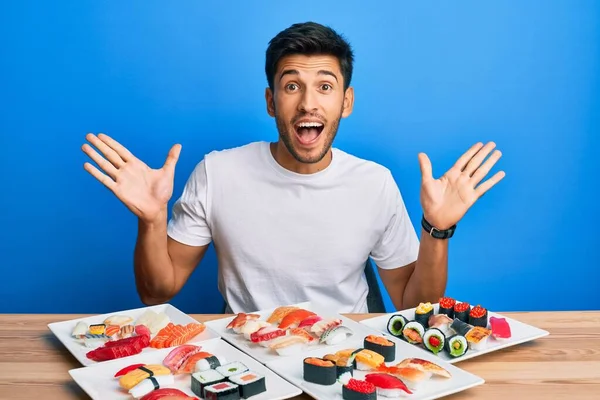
270, 141, 332, 174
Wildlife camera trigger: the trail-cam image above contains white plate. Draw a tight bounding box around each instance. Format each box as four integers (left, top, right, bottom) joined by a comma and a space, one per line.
69, 337, 303, 400
204, 301, 380, 364
48, 303, 221, 366
265, 335, 484, 400
359, 301, 549, 363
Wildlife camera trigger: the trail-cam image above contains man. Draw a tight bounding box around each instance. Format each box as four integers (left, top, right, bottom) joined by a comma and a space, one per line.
81, 22, 504, 314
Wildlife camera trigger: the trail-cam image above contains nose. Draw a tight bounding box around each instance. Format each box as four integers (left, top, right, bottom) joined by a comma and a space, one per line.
298, 88, 319, 113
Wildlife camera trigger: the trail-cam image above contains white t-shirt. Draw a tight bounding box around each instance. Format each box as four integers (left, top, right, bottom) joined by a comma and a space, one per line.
167, 141, 419, 313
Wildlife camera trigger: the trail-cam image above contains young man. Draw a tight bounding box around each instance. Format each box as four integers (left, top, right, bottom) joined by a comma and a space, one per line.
81, 22, 504, 314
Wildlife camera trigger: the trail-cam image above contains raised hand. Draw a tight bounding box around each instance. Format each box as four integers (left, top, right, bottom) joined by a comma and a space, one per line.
81, 133, 182, 223
418, 142, 505, 230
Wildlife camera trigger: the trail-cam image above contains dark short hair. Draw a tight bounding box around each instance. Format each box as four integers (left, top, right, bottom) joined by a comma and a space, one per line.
265, 22, 354, 91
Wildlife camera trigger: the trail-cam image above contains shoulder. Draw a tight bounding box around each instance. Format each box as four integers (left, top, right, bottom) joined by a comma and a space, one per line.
194, 141, 266, 174
332, 147, 395, 185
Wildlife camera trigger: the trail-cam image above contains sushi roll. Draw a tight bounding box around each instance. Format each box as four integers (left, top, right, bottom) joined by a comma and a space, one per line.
386, 314, 409, 338
453, 302, 471, 323
203, 381, 240, 400
414, 302, 434, 327
341, 378, 377, 400
428, 314, 455, 337
129, 375, 174, 399
364, 373, 412, 397
423, 328, 446, 355
438, 297, 456, 318
320, 325, 353, 345
194, 355, 227, 372
191, 369, 226, 398
451, 318, 474, 336
303, 357, 337, 385
363, 335, 396, 362
445, 334, 468, 358
216, 362, 248, 378
468, 305, 488, 328
402, 321, 425, 345
465, 326, 492, 351
229, 370, 266, 398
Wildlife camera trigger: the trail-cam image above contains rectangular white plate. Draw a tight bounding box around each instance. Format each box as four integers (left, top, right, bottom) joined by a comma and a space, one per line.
265, 335, 484, 400
48, 303, 221, 366
69, 337, 303, 400
204, 301, 380, 364
359, 301, 549, 363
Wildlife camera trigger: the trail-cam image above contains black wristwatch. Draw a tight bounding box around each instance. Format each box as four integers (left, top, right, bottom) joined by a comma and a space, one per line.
421, 215, 456, 239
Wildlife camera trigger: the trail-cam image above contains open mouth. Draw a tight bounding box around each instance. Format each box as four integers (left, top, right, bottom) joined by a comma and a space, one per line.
294, 121, 325, 146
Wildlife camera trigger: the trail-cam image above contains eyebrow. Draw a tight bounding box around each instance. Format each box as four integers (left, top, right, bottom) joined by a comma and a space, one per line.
279, 69, 339, 82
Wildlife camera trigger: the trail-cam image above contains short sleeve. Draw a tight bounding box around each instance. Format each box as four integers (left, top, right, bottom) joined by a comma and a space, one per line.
370, 171, 420, 269
167, 160, 212, 246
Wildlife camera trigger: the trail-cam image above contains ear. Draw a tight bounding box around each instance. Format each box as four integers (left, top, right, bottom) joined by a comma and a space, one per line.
341, 86, 354, 118
265, 87, 275, 117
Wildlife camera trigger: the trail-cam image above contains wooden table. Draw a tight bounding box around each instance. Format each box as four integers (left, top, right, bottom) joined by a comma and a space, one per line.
1, 311, 599, 399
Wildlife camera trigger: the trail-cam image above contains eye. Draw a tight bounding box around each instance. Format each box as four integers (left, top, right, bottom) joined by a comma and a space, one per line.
321, 84, 332, 91
285, 83, 299, 91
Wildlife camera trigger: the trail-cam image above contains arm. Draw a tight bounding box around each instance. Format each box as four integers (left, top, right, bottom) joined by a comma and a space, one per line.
378, 228, 448, 310
134, 207, 210, 305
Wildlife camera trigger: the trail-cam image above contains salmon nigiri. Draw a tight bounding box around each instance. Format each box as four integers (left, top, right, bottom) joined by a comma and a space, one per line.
266, 306, 299, 324
278, 309, 317, 330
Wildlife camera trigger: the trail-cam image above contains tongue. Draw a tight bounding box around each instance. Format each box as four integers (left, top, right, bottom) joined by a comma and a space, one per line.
297, 127, 319, 144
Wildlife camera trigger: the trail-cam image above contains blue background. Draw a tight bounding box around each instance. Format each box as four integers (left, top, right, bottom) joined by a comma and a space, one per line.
1, 1, 598, 314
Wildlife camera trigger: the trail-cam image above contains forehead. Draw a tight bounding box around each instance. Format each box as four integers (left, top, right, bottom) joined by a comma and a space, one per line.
276, 54, 342, 80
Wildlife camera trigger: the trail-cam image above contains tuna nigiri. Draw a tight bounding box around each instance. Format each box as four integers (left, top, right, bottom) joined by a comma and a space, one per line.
489, 316, 512, 340
365, 373, 413, 396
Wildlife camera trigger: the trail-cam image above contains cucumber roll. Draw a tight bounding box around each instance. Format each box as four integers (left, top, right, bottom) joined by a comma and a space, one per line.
438, 297, 456, 318
386, 314, 409, 338
445, 334, 468, 358
423, 328, 446, 355
468, 305, 488, 328
414, 302, 434, 327
453, 302, 471, 323
402, 321, 425, 345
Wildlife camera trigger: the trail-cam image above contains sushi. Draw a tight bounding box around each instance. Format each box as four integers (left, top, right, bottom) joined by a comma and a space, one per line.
423, 328, 446, 355
104, 314, 134, 327
402, 321, 425, 345
438, 297, 456, 318
226, 313, 261, 333
396, 357, 451, 379
353, 349, 385, 371
119, 365, 172, 391
320, 325, 353, 346
239, 320, 270, 340
129, 374, 175, 399
414, 302, 434, 327
71, 321, 88, 338
163, 345, 204, 373
216, 361, 248, 378
268, 334, 309, 356
375, 365, 432, 391
250, 326, 286, 347
445, 334, 468, 358
453, 302, 471, 323
428, 314, 455, 337
140, 388, 197, 400
194, 355, 228, 372
469, 305, 489, 328
135, 310, 170, 334
323, 353, 354, 378
298, 315, 322, 329
489, 316, 512, 340
465, 326, 492, 350
204, 381, 240, 400
341, 378, 377, 400
364, 373, 412, 397
303, 357, 337, 385
229, 370, 266, 398
266, 306, 299, 324
363, 335, 396, 362
191, 369, 226, 397
89, 324, 106, 335
278, 309, 316, 330
386, 314, 409, 338
310, 318, 343, 337
451, 318, 474, 336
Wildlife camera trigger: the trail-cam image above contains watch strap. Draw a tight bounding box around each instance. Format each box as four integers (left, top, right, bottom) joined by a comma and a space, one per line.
421, 215, 456, 239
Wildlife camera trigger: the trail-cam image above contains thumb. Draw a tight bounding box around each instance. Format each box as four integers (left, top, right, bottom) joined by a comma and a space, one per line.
418, 152, 433, 182
163, 144, 182, 171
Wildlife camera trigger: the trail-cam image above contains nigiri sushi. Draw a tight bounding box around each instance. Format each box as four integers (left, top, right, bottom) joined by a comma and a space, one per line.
428, 313, 455, 336
162, 345, 204, 373
266, 306, 299, 324
268, 334, 308, 356
365, 373, 412, 397
71, 321, 88, 339
311, 318, 342, 337
489, 316, 512, 340
278, 309, 316, 330
119, 364, 172, 390
320, 325, 353, 346
353, 349, 385, 371
129, 374, 175, 399
298, 315, 322, 329
376, 365, 431, 390
396, 357, 452, 378
250, 326, 286, 347
226, 312, 261, 333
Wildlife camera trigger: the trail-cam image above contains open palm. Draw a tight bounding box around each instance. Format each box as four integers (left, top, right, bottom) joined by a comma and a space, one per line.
82, 133, 182, 223
419, 142, 505, 230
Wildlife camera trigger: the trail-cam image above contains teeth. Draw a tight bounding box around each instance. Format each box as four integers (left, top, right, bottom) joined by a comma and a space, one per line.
297, 122, 323, 128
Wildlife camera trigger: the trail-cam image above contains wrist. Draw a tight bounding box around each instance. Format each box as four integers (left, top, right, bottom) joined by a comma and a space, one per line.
421, 215, 456, 239
139, 207, 168, 230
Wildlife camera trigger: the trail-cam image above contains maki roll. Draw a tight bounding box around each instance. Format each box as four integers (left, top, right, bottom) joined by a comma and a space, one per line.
204, 381, 240, 400
438, 297, 456, 318
451, 318, 474, 336
423, 328, 446, 355
386, 314, 409, 338
445, 334, 468, 358
402, 321, 425, 345
341, 377, 377, 400
303, 357, 337, 385
453, 302, 471, 323
414, 302, 434, 327
469, 305, 488, 328
216, 362, 248, 378
191, 369, 226, 398
363, 335, 396, 362
228, 370, 266, 398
